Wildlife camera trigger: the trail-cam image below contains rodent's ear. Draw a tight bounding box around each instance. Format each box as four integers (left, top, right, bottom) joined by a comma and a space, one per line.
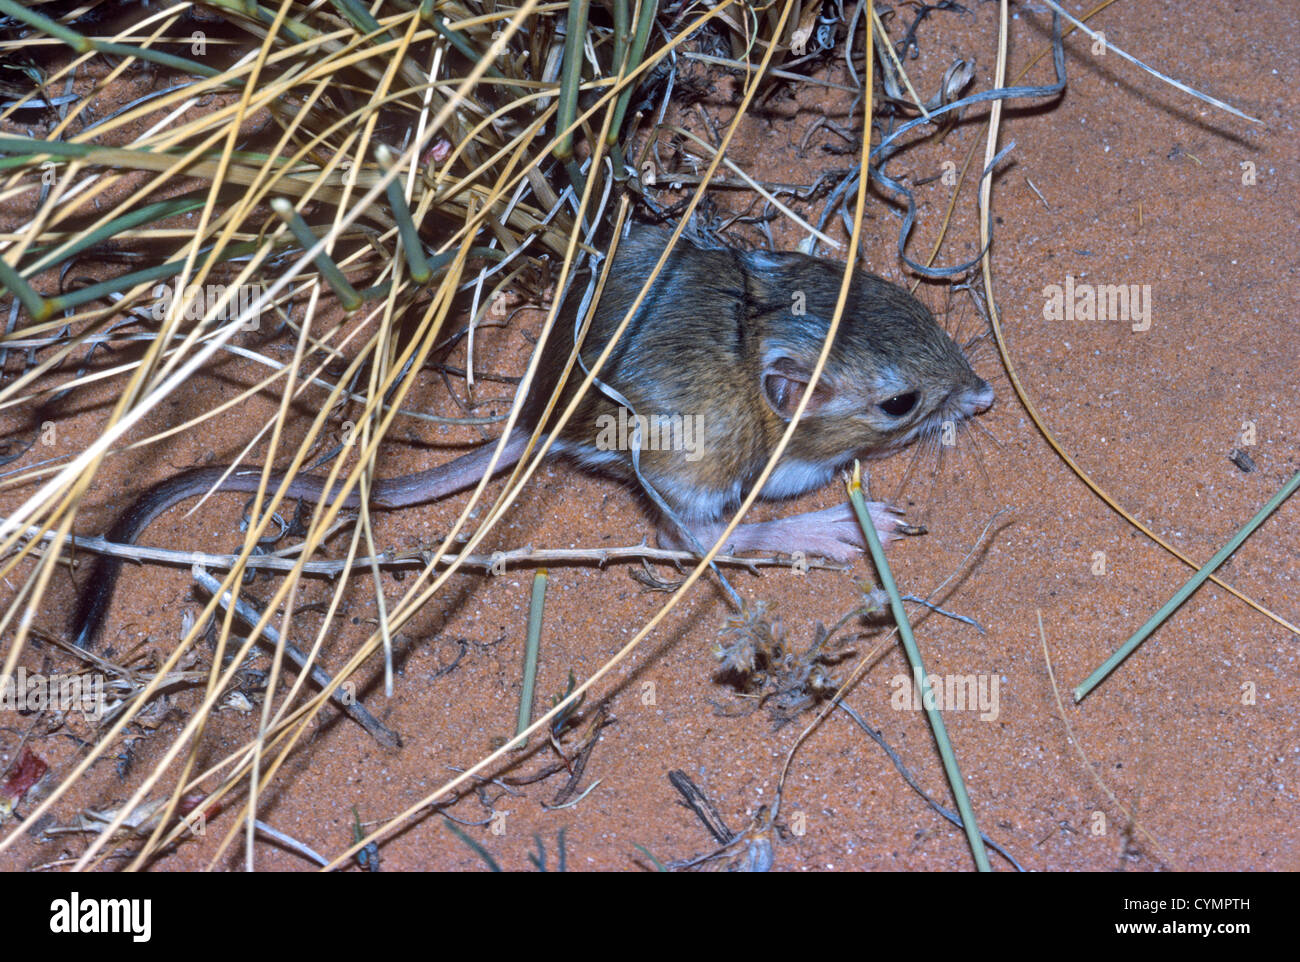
761, 356, 835, 420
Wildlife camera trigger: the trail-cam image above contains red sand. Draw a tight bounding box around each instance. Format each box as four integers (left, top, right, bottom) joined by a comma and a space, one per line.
1, 0, 1296, 870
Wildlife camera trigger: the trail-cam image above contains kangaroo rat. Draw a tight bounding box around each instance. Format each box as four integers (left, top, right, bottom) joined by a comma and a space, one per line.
71, 225, 993, 649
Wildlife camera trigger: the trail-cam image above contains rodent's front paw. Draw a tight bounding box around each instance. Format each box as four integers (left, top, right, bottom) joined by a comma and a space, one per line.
663, 502, 904, 562
770, 502, 904, 562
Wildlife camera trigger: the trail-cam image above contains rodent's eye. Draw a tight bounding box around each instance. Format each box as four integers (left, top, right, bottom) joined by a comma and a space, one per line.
877, 391, 919, 418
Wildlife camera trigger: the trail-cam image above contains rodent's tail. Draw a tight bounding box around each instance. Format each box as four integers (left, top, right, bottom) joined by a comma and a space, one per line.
367, 429, 530, 507
70, 430, 531, 650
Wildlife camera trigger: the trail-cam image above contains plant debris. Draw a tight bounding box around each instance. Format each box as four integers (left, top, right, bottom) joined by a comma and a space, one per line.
713, 600, 859, 723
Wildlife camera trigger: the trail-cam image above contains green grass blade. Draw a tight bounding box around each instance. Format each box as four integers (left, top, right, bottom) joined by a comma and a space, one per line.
1075, 468, 1300, 701
553, 0, 591, 193
516, 568, 549, 739
270, 198, 363, 311
0, 256, 51, 322
0, 0, 224, 80
375, 145, 432, 285
39, 241, 267, 316
848, 462, 991, 871
23, 195, 209, 279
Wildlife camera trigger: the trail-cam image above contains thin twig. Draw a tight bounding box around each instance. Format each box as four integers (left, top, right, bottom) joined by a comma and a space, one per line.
23, 524, 848, 575
191, 566, 401, 748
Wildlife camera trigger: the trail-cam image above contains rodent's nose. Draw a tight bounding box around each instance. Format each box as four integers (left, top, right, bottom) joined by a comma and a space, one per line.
961, 378, 995, 416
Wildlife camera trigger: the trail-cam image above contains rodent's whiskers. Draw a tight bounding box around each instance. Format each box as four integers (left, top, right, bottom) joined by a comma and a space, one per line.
889, 414, 948, 526
962, 331, 993, 356
968, 413, 1003, 451
889, 406, 995, 524
958, 419, 994, 492
918, 422, 949, 528
889, 429, 930, 507
927, 280, 979, 348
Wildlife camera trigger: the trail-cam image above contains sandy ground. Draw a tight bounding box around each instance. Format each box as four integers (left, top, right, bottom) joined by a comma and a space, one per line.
1, 0, 1297, 870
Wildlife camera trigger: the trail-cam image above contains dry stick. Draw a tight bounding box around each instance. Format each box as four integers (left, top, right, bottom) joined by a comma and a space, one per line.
871, 4, 930, 119
664, 124, 838, 247
1074, 470, 1300, 701
679, 51, 859, 92
669, 770, 735, 845
22, 524, 845, 574
1038, 0, 1259, 124
190, 567, 400, 747
254, 819, 330, 868
1038, 610, 1173, 866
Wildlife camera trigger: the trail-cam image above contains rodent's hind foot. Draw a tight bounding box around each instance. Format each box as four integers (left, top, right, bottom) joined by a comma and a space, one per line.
660, 501, 904, 564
